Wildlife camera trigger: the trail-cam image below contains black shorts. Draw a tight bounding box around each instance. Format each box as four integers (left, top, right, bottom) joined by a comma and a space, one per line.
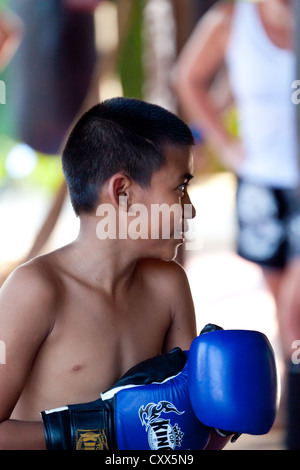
236, 179, 300, 269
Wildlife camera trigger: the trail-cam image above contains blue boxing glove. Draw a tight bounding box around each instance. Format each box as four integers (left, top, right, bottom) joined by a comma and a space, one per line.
41, 348, 211, 450
188, 325, 278, 441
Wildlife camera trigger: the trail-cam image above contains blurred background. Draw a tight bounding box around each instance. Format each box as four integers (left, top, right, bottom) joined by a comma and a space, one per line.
0, 0, 298, 449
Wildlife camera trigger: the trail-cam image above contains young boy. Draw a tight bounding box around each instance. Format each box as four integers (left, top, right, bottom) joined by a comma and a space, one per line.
0, 97, 227, 449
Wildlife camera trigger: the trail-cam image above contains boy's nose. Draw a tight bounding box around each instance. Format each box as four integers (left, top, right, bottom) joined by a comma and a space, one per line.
182, 194, 196, 219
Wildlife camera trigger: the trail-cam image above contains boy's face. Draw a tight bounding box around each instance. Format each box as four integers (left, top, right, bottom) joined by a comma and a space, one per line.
127, 144, 195, 261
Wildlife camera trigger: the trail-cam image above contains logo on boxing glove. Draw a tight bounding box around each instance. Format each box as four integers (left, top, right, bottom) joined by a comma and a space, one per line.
139, 401, 184, 450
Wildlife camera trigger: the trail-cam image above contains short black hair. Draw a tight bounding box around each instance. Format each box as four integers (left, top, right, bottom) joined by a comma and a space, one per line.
62, 97, 194, 216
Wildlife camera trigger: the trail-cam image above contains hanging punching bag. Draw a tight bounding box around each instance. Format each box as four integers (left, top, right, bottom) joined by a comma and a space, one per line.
8, 0, 97, 155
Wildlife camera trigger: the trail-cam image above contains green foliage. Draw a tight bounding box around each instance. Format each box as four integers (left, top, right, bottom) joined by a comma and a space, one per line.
118, 0, 144, 99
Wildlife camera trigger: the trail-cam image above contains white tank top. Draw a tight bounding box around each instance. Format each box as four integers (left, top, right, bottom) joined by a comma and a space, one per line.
225, 0, 298, 188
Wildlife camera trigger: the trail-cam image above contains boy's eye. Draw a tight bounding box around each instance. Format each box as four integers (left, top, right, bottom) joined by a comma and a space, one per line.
178, 183, 188, 193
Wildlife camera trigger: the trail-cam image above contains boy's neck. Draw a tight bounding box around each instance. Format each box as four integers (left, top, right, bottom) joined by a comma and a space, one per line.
68, 215, 139, 296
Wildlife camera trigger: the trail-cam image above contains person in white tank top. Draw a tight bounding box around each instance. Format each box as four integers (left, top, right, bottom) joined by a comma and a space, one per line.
174, 0, 300, 450
226, 0, 297, 188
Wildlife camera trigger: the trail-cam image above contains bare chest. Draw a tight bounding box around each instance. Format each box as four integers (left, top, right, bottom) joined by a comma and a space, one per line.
18, 288, 171, 415
49, 298, 169, 375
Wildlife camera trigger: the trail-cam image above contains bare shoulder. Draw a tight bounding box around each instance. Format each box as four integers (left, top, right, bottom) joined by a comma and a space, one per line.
189, 0, 234, 46
204, 1, 235, 27
0, 252, 62, 331
138, 260, 197, 351
175, 0, 235, 81
2, 253, 60, 297
138, 259, 190, 290
137, 259, 194, 312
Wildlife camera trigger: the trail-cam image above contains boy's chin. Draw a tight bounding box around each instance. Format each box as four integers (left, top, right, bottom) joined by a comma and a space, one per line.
155, 242, 182, 262
134, 239, 183, 261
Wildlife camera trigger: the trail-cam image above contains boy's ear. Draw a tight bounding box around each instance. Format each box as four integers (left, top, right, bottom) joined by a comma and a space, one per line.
107, 173, 131, 209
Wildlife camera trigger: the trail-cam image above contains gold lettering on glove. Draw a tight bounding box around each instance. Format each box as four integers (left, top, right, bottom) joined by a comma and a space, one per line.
76, 429, 109, 450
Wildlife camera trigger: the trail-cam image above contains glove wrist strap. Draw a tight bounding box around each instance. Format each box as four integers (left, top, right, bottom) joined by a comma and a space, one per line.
42, 398, 118, 450
68, 399, 117, 450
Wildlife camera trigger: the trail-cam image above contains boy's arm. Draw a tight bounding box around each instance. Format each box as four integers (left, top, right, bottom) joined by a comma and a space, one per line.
0, 265, 54, 449
162, 262, 229, 450
0, 421, 45, 450
161, 261, 197, 353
